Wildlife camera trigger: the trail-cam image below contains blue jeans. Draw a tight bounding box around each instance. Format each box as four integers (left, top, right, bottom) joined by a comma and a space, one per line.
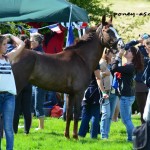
0, 92, 15, 150
100, 93, 118, 138
46, 91, 58, 105
78, 104, 100, 138
120, 96, 135, 141
32, 86, 46, 118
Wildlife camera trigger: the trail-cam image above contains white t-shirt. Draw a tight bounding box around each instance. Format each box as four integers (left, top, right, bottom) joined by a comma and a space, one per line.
0, 58, 17, 95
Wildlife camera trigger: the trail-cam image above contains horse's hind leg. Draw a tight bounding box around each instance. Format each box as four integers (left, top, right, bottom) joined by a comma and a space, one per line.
64, 94, 73, 139
72, 92, 83, 139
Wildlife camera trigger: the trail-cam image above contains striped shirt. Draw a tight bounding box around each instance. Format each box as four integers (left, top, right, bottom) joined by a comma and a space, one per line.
0, 58, 16, 95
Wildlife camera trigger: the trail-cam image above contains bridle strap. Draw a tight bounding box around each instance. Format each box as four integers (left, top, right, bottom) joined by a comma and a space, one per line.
97, 25, 121, 53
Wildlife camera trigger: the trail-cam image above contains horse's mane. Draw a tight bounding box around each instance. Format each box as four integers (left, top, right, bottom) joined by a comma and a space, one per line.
64, 26, 97, 50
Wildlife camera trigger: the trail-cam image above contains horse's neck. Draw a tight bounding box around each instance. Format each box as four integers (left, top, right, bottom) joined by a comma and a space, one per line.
76, 36, 104, 72
12, 50, 37, 94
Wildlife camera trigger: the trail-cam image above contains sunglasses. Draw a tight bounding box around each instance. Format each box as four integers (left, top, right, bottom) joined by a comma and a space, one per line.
141, 33, 150, 39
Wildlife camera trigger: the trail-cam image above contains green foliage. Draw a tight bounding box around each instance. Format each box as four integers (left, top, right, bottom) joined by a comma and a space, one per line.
0, 22, 30, 35
113, 15, 150, 43
68, 0, 113, 24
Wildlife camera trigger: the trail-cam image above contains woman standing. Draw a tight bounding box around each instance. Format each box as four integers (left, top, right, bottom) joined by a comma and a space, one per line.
100, 49, 119, 139
30, 34, 46, 130
111, 46, 144, 142
13, 34, 32, 135
124, 34, 149, 124
0, 34, 25, 150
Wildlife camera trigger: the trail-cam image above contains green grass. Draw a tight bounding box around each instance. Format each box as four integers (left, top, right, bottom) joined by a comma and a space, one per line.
1, 115, 141, 150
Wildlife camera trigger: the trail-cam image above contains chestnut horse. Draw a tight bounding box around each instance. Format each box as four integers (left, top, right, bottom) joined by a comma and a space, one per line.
11, 16, 124, 139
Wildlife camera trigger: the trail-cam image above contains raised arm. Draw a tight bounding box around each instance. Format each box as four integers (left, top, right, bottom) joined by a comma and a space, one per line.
4, 34, 25, 62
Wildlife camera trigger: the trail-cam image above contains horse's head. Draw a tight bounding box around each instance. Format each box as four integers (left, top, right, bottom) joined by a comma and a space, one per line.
96, 15, 124, 54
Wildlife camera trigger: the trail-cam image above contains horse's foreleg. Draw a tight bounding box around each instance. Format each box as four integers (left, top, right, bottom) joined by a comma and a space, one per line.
73, 93, 83, 140
64, 94, 73, 139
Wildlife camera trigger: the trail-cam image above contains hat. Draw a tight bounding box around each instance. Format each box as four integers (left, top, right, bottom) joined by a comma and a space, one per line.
140, 33, 150, 40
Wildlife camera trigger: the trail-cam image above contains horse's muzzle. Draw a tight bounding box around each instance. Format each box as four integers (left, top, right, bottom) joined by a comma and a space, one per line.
117, 38, 125, 49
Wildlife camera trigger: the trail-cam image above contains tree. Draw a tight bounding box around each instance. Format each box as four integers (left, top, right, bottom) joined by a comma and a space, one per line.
68, 0, 113, 24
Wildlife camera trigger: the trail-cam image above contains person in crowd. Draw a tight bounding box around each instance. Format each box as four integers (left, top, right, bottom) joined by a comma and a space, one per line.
143, 37, 150, 121
13, 34, 32, 135
6, 37, 16, 53
99, 48, 119, 139
124, 33, 149, 124
0, 34, 25, 150
30, 33, 46, 130
78, 65, 109, 139
45, 91, 59, 106
111, 46, 144, 142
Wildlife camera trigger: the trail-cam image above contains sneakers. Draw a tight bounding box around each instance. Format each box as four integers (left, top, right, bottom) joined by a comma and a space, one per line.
35, 127, 43, 131
18, 125, 24, 128
101, 137, 108, 140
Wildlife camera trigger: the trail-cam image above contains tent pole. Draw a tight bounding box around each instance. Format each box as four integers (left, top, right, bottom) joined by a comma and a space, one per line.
66, 5, 73, 44
68, 5, 73, 26
66, 4, 73, 47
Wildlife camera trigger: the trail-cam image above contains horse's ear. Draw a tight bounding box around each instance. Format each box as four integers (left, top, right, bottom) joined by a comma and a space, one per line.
102, 15, 106, 25
109, 15, 113, 24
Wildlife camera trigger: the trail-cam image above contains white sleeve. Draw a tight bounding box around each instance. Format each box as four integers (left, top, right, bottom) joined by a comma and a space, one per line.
143, 89, 150, 121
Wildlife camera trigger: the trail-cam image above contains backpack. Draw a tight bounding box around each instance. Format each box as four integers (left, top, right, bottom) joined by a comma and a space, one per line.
132, 122, 150, 150
50, 105, 63, 118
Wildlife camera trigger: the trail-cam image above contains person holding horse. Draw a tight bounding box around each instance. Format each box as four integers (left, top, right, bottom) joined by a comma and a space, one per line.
111, 46, 144, 142
0, 34, 25, 150
124, 33, 149, 124
30, 33, 46, 130
99, 48, 119, 139
78, 64, 109, 139
13, 34, 32, 135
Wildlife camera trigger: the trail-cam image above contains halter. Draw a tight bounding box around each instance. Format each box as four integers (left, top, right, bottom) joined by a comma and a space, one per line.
97, 25, 122, 54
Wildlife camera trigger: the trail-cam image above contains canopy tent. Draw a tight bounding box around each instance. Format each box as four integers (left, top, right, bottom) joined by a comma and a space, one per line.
0, 0, 89, 22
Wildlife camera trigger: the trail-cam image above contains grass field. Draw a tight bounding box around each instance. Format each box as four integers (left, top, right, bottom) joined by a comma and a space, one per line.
1, 115, 141, 150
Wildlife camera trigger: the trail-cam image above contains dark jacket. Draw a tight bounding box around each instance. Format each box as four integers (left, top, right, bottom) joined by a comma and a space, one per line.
111, 60, 135, 96
125, 40, 149, 82
82, 65, 101, 106
33, 45, 44, 53
142, 59, 150, 88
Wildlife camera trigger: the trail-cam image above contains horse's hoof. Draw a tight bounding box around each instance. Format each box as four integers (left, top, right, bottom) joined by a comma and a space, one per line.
64, 132, 70, 139
73, 134, 78, 140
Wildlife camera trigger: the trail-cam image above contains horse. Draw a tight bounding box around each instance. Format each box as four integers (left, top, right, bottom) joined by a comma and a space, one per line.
11, 15, 124, 139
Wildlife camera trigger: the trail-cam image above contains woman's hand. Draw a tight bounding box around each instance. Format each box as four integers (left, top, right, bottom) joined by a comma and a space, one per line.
102, 92, 109, 99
